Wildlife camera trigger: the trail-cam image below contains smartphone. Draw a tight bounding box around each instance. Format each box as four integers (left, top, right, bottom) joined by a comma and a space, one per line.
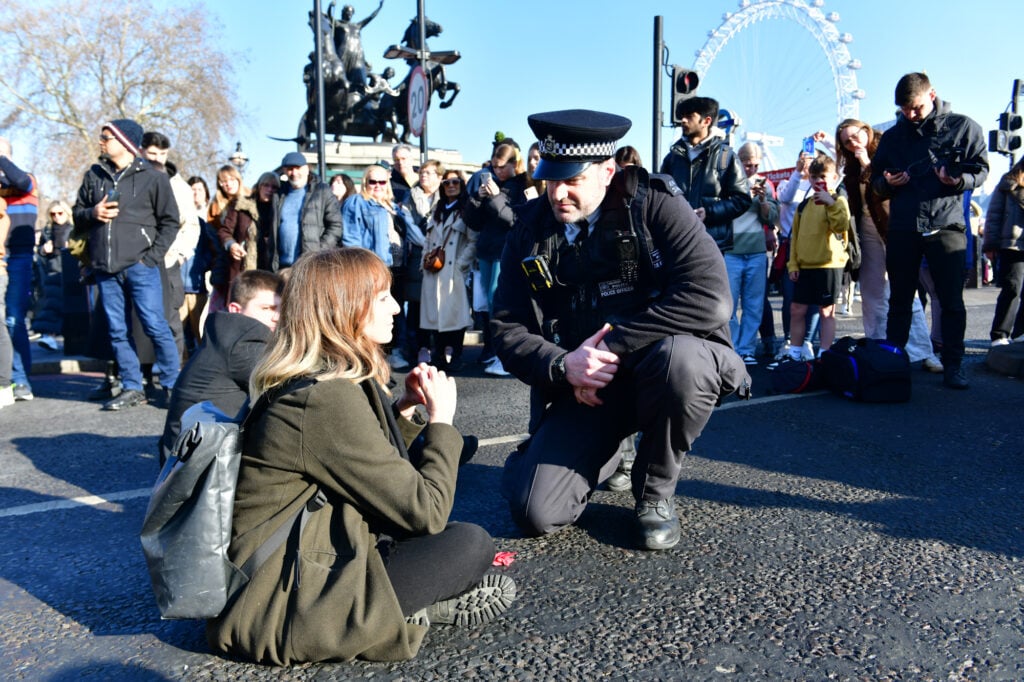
754, 177, 767, 187
885, 168, 902, 176
812, 179, 827, 204
479, 171, 492, 186
106, 188, 121, 203
802, 137, 815, 155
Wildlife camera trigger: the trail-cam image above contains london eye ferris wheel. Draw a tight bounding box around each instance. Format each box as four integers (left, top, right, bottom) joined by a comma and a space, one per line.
692, 0, 865, 169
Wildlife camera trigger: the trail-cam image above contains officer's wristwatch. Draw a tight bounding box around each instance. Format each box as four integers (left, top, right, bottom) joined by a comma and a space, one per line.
551, 352, 569, 384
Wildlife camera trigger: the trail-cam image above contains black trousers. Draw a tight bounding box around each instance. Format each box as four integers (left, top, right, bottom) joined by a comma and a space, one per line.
380, 522, 495, 616
991, 249, 1024, 340
886, 228, 967, 366
501, 335, 749, 536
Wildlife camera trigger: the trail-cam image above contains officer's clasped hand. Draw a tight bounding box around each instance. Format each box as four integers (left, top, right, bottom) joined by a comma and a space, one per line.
566, 324, 620, 407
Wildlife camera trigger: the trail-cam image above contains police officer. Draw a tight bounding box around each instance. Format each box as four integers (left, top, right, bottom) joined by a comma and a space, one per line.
492, 109, 750, 550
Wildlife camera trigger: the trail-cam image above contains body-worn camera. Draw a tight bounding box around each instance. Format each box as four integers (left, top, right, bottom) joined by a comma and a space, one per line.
521, 255, 555, 291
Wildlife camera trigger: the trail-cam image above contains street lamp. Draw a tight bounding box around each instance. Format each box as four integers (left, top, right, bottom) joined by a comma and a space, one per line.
228, 142, 248, 174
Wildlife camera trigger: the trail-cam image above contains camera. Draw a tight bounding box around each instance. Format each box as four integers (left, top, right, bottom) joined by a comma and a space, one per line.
930, 144, 984, 177
520, 255, 554, 291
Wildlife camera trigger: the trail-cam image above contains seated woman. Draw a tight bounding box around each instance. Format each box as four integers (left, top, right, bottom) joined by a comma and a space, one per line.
207, 248, 515, 665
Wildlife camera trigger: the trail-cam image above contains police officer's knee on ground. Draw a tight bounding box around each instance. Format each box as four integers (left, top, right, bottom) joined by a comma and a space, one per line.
491, 109, 751, 551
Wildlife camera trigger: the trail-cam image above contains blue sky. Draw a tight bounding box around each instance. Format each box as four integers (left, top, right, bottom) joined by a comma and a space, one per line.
210, 0, 1020, 189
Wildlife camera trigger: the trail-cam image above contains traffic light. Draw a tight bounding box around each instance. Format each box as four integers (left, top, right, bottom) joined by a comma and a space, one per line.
989, 112, 1023, 155
670, 66, 700, 125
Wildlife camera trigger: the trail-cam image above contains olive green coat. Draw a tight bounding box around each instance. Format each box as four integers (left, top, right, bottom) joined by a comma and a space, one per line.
206, 377, 463, 664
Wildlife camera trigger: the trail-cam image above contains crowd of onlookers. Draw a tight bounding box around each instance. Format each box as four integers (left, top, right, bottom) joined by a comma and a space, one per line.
0, 122, 548, 414
2, 78, 1023, 414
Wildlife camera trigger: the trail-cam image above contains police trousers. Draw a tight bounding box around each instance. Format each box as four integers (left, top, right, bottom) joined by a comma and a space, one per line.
501, 334, 749, 536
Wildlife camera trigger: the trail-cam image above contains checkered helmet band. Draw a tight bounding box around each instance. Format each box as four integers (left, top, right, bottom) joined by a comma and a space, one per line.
538, 135, 617, 161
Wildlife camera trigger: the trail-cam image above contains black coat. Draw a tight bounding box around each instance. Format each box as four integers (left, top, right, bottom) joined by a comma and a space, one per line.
159, 312, 271, 461
660, 134, 751, 250
72, 157, 180, 274
870, 97, 988, 233
463, 172, 528, 261
260, 178, 344, 272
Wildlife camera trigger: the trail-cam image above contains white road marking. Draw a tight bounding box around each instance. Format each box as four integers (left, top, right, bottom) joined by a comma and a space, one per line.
0, 394, 811, 518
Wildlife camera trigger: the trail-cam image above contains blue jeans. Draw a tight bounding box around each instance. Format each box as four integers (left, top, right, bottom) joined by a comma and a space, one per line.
0, 268, 12, 386
477, 258, 502, 311
96, 262, 180, 391
4, 253, 33, 386
725, 252, 767, 356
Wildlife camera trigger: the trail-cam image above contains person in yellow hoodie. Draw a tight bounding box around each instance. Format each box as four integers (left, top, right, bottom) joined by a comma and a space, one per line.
785, 156, 851, 360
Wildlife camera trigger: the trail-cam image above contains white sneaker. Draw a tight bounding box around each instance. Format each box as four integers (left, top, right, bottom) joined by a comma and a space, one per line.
388, 349, 410, 370
922, 355, 944, 373
38, 335, 60, 352
991, 338, 1011, 347
774, 341, 792, 360
802, 341, 815, 360
0, 384, 13, 408
484, 358, 510, 376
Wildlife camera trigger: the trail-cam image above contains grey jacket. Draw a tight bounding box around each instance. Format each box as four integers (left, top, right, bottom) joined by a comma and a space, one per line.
983, 175, 1024, 252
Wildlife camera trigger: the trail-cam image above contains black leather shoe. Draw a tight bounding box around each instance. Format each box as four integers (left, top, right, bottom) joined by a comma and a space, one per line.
459, 435, 479, 466
635, 499, 681, 550
102, 389, 147, 411
943, 366, 969, 390
88, 378, 122, 401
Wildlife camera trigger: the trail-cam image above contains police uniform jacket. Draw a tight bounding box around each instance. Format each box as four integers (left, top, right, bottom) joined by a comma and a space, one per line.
491, 167, 734, 390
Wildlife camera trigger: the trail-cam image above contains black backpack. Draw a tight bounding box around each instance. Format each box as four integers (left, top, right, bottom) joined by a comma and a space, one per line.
769, 358, 824, 394
820, 336, 911, 402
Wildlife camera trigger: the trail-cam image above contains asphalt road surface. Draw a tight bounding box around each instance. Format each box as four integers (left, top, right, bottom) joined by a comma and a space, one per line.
1, 288, 1021, 680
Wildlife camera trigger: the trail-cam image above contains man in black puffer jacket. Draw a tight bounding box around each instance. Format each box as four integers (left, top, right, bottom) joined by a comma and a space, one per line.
870, 72, 988, 390
72, 119, 181, 411
660, 96, 751, 251
259, 151, 344, 272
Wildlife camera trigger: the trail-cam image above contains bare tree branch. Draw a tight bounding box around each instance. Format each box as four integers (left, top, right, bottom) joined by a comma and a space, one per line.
0, 0, 240, 199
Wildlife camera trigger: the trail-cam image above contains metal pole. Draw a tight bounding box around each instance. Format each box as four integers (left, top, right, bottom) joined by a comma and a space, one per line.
313, 0, 328, 182
1011, 78, 1021, 171
418, 0, 428, 162
652, 16, 663, 169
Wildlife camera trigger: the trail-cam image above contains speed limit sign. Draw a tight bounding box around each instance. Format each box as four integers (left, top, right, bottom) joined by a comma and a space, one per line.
407, 66, 429, 137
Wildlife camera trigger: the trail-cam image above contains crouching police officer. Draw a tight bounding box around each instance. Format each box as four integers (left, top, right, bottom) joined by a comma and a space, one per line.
492, 109, 750, 550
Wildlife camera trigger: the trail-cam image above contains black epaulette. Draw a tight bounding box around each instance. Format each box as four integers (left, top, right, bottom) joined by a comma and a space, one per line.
649, 172, 683, 196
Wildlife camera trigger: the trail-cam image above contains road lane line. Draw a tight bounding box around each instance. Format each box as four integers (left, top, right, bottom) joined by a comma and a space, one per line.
0, 394, 809, 518
0, 487, 151, 518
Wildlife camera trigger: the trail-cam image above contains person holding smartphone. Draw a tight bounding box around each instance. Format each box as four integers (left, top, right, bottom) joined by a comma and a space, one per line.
463, 140, 529, 375
72, 119, 181, 410
784, 156, 851, 361
724, 142, 779, 366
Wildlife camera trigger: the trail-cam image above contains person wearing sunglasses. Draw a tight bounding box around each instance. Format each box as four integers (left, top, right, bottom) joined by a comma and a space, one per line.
343, 165, 417, 363
32, 200, 75, 354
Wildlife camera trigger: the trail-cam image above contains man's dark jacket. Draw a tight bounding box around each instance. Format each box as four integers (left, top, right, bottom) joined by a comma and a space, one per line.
72, 156, 180, 274
659, 133, 751, 250
159, 312, 270, 462
869, 97, 988, 233
258, 176, 344, 272
491, 168, 734, 391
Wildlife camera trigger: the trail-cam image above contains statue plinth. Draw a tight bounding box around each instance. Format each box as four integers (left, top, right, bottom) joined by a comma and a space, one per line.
296, 141, 480, 177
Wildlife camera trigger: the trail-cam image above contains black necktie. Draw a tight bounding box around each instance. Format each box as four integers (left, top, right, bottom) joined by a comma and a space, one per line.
574, 219, 590, 244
